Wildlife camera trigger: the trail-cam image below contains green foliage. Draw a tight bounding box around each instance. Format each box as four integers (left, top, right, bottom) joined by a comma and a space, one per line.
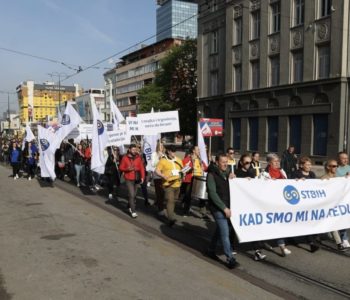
138, 83, 173, 113
138, 39, 197, 135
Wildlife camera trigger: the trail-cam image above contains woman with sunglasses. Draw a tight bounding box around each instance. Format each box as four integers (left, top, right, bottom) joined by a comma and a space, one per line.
292, 157, 319, 253
321, 159, 350, 251
235, 154, 267, 261
261, 153, 291, 256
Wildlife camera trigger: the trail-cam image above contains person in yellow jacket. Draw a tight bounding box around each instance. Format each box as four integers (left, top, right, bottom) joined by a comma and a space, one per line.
155, 145, 183, 226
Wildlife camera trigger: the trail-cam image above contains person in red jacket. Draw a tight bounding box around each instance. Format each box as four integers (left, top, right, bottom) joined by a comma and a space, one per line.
182, 145, 208, 216
119, 144, 145, 218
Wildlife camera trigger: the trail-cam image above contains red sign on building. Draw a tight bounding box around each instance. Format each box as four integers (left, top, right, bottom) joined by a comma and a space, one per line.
199, 118, 223, 137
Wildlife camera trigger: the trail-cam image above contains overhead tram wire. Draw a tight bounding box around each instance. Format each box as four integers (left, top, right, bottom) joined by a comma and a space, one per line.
59, 2, 222, 83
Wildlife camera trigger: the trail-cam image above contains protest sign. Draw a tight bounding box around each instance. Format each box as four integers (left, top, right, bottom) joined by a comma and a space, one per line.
106, 129, 130, 147
137, 111, 179, 135
229, 178, 350, 243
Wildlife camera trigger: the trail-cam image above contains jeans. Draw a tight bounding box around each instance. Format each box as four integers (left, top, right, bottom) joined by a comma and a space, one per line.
74, 164, 85, 184
125, 180, 138, 212
332, 230, 349, 244
209, 210, 234, 260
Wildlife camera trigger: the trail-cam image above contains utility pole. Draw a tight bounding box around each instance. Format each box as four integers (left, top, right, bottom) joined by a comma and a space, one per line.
48, 72, 67, 115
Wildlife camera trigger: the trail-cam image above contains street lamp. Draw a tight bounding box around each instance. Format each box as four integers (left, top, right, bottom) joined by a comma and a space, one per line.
48, 72, 68, 114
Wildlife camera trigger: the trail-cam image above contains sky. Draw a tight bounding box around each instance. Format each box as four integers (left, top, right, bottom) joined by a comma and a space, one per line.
0, 0, 157, 116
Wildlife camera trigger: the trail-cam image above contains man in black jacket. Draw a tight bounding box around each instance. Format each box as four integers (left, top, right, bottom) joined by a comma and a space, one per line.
206, 154, 238, 269
281, 145, 298, 178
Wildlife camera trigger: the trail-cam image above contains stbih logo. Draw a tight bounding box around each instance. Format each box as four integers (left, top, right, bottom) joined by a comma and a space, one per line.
283, 185, 300, 205
40, 139, 50, 151
62, 114, 71, 125
97, 120, 104, 135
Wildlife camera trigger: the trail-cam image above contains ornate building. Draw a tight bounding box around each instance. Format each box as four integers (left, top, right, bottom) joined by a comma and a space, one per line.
197, 0, 350, 160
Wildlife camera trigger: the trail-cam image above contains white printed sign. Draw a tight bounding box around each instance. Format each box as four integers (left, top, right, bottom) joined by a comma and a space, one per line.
137, 111, 180, 135
106, 129, 130, 147
229, 178, 350, 243
126, 117, 140, 135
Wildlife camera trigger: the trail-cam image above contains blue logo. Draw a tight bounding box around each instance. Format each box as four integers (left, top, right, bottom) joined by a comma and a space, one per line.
283, 185, 300, 205
97, 120, 104, 135
40, 139, 50, 151
62, 114, 71, 125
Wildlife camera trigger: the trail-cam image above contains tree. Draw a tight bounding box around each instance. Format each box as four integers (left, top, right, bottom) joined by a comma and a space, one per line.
138, 39, 197, 136
137, 83, 173, 113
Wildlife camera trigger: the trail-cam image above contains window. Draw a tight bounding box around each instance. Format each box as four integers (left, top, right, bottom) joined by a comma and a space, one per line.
248, 117, 259, 151
294, 0, 304, 26
320, 0, 332, 17
270, 56, 280, 86
313, 114, 328, 156
234, 65, 242, 92
251, 61, 260, 89
318, 45, 330, 79
271, 2, 281, 33
211, 31, 218, 54
292, 51, 303, 82
251, 10, 260, 39
289, 116, 302, 154
234, 18, 242, 45
268, 117, 279, 152
232, 118, 241, 150
210, 71, 218, 96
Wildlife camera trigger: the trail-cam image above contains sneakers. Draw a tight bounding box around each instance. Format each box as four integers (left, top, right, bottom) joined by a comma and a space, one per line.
28, 176, 32, 181
157, 210, 166, 217
280, 246, 292, 256
342, 239, 350, 248
77, 183, 80, 187
108, 193, 113, 200
254, 250, 267, 261
227, 257, 239, 269
14, 174, 19, 180
129, 208, 137, 218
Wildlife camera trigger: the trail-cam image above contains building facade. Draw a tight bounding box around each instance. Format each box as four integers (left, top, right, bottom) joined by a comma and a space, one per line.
17, 81, 81, 125
197, 0, 350, 161
74, 89, 107, 123
156, 0, 198, 41
104, 38, 183, 117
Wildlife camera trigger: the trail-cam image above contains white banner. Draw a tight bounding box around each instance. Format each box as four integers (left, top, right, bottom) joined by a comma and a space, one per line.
229, 178, 350, 243
106, 129, 130, 147
137, 111, 180, 135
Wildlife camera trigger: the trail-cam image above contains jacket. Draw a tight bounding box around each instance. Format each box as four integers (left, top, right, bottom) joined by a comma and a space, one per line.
207, 163, 230, 213
182, 155, 208, 183
119, 154, 145, 181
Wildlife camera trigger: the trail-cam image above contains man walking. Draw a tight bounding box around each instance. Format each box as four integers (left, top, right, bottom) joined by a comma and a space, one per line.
119, 144, 145, 218
206, 154, 238, 269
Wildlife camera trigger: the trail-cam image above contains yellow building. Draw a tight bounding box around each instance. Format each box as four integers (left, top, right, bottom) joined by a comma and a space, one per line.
16, 81, 81, 125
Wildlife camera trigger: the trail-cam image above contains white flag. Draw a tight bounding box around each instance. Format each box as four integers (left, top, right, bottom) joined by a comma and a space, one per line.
22, 124, 36, 150
143, 134, 159, 172
57, 109, 62, 124
110, 98, 125, 130
198, 122, 208, 167
38, 125, 56, 180
91, 101, 108, 174
51, 102, 83, 151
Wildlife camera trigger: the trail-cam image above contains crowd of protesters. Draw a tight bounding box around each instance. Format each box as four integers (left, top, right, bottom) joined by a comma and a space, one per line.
1, 136, 350, 269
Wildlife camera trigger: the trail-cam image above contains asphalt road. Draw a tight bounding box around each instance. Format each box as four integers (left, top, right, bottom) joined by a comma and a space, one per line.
0, 164, 349, 300
0, 165, 282, 300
